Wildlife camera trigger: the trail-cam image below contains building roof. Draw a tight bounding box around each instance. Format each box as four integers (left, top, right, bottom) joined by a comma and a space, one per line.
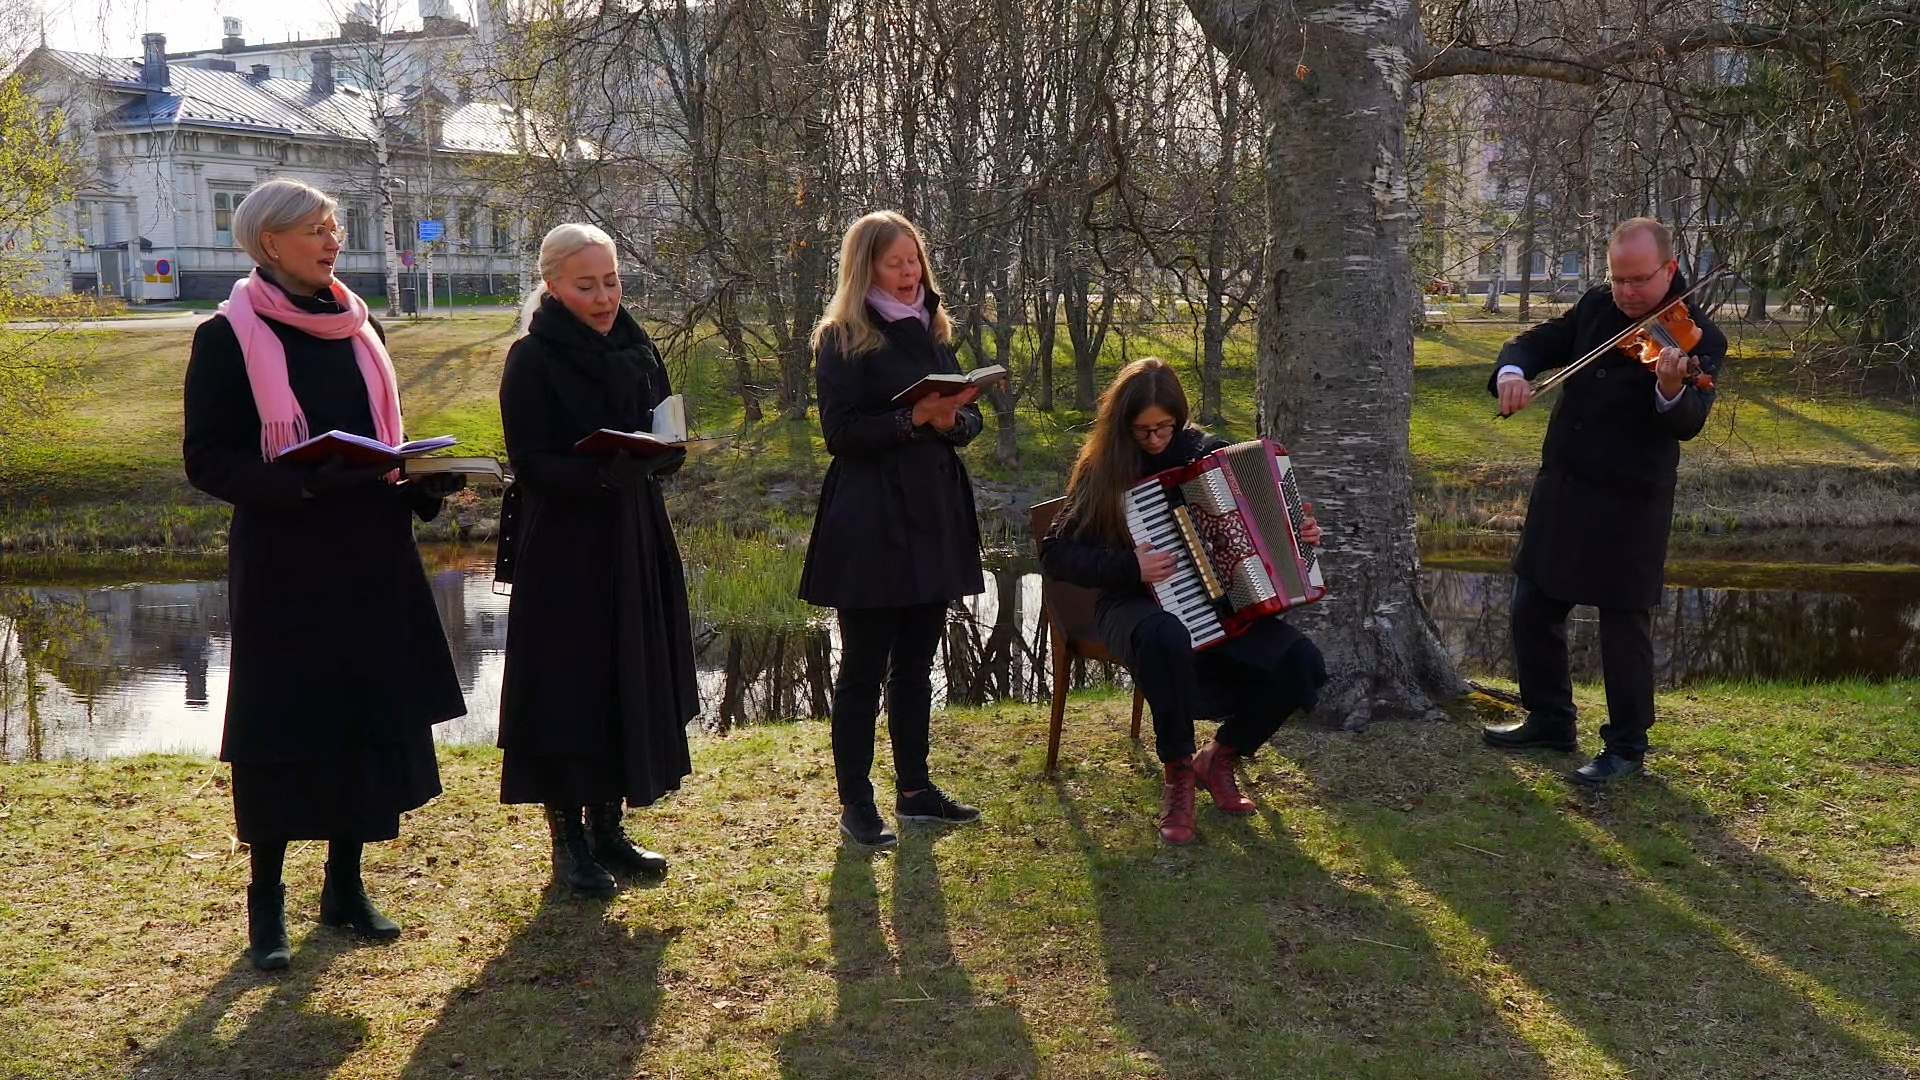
30, 47, 550, 157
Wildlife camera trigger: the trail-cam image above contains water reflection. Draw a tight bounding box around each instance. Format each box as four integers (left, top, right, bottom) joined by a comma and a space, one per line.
3, 547, 1917, 761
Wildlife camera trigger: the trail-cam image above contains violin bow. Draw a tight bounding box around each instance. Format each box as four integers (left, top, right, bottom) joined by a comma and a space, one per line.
1498, 266, 1731, 419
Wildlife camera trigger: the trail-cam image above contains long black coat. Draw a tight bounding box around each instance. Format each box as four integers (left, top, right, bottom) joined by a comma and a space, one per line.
1491, 276, 1726, 610
495, 297, 696, 807
797, 297, 986, 610
182, 308, 465, 766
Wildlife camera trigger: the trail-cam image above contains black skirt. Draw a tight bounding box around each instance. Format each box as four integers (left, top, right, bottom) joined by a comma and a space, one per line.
230, 727, 442, 844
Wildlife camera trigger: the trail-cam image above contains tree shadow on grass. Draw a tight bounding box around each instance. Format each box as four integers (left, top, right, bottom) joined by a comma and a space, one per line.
128, 931, 366, 1080
1287, 719, 1920, 1079
778, 832, 1039, 1080
1052, 739, 1560, 1080
395, 890, 673, 1080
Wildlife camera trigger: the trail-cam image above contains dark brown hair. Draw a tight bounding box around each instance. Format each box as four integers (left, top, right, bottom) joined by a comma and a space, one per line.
1058, 357, 1191, 546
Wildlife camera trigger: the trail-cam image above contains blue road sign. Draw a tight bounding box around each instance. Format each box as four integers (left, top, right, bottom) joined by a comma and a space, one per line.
418, 220, 445, 243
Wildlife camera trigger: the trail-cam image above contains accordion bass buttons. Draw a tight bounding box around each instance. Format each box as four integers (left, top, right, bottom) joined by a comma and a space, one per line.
1227, 556, 1279, 611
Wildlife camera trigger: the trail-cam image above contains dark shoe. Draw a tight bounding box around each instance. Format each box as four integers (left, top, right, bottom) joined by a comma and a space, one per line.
545, 805, 618, 897
1482, 715, 1578, 753
1192, 741, 1256, 815
895, 784, 981, 824
839, 802, 898, 848
586, 802, 669, 877
1158, 759, 1198, 846
245, 882, 292, 971
319, 873, 403, 941
1572, 751, 1644, 785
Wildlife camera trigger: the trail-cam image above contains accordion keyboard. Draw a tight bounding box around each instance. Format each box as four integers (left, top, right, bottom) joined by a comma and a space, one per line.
1124, 480, 1227, 648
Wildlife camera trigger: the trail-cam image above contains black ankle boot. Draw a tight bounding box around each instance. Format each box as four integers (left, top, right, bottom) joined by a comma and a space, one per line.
586, 802, 669, 877
320, 872, 403, 941
546, 805, 618, 897
246, 882, 292, 971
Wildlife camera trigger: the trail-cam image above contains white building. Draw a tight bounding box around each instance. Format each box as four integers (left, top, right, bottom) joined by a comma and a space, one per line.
17, 24, 538, 303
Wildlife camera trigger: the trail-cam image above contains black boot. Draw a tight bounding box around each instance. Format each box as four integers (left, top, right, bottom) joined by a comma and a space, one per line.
586, 802, 669, 877
320, 864, 403, 942
546, 805, 618, 897
246, 882, 292, 971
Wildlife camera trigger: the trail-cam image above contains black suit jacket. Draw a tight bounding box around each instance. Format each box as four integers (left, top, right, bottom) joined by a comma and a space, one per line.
1490, 276, 1726, 609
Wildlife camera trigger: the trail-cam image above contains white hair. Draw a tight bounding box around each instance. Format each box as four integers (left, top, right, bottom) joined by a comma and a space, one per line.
231, 178, 338, 268
517, 222, 620, 332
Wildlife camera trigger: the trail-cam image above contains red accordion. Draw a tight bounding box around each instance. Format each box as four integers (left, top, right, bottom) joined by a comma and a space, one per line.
1123, 438, 1327, 649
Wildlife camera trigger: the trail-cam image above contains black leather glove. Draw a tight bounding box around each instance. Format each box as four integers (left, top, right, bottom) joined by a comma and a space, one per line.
408, 472, 468, 498
598, 448, 686, 488
303, 455, 392, 497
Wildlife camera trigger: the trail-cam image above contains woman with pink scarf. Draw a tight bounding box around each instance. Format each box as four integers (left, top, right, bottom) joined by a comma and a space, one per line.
797, 212, 988, 848
183, 179, 466, 971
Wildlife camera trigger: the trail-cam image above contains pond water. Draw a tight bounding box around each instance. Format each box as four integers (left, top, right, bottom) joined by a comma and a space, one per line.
3, 542, 1916, 761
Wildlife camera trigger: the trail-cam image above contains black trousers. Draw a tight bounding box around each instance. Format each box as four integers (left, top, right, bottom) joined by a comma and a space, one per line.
830, 602, 947, 806
1101, 595, 1326, 763
1510, 575, 1655, 759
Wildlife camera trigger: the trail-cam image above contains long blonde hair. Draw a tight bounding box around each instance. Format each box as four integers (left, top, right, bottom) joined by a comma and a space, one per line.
811, 211, 954, 358
518, 222, 619, 332
1059, 358, 1192, 546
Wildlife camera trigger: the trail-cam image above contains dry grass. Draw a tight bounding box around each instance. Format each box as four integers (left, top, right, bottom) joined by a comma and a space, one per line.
3, 680, 1917, 1079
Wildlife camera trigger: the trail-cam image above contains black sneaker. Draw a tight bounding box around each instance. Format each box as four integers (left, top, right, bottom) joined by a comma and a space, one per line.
896, 784, 981, 824
839, 802, 898, 848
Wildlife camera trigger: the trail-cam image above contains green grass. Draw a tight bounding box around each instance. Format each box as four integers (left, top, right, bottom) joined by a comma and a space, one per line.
3, 313, 1917, 553
1, 681, 1916, 1078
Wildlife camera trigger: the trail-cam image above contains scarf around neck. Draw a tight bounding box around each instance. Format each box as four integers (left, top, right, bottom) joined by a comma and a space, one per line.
866, 284, 930, 328
218, 269, 404, 461
527, 294, 666, 434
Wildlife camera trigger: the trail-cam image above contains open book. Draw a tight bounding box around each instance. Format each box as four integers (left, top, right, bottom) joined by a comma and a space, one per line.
572, 394, 733, 457
891, 365, 1008, 406
276, 430, 458, 467
401, 456, 508, 483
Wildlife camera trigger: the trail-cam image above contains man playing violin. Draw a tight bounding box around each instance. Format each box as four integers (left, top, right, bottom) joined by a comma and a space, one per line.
1482, 217, 1727, 784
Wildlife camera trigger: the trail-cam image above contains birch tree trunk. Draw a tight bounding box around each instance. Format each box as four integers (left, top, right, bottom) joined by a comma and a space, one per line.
1186, 0, 1466, 725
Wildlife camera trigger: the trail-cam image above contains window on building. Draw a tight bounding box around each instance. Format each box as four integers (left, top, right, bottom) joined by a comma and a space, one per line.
216, 135, 240, 154
491, 208, 513, 252
74, 203, 95, 245
346, 205, 370, 251
1561, 251, 1581, 277
458, 204, 477, 246
1527, 250, 1547, 276
213, 190, 246, 246
1478, 247, 1504, 277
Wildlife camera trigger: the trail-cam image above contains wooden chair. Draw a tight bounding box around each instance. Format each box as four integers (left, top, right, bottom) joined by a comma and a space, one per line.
1030, 497, 1145, 774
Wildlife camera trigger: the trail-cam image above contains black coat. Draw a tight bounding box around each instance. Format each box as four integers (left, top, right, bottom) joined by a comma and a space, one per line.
182, 303, 466, 764
495, 297, 696, 805
797, 296, 986, 610
1039, 425, 1306, 663
1491, 276, 1725, 609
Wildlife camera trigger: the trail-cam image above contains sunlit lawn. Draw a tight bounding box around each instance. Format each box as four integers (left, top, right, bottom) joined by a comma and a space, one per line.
3, 680, 1916, 1078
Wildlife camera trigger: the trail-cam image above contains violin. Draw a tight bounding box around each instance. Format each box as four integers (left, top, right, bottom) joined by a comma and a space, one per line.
1619, 302, 1715, 391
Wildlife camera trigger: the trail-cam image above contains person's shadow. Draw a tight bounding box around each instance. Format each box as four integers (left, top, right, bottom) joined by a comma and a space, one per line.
129, 933, 367, 1079
1286, 711, 1920, 1079
1053, 737, 1560, 1080
395, 891, 673, 1079
777, 831, 1039, 1080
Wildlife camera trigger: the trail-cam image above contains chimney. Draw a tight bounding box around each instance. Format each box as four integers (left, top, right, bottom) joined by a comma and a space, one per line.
250, 64, 271, 80
221, 16, 245, 51
140, 33, 169, 88
310, 51, 334, 96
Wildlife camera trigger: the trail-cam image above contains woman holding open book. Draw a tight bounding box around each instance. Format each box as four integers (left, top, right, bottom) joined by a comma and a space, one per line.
495, 223, 696, 897
182, 178, 466, 971
798, 211, 990, 848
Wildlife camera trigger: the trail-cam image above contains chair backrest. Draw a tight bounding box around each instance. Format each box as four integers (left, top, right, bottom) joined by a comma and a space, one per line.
1029, 496, 1109, 656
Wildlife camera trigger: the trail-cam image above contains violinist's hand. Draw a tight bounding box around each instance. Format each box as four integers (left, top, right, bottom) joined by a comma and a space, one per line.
1300, 502, 1323, 546
1654, 346, 1689, 398
1136, 543, 1177, 584
1497, 371, 1532, 416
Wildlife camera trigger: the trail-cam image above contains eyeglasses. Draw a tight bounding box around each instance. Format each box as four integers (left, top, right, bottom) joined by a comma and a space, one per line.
1608, 264, 1671, 289
287, 223, 343, 240
1130, 420, 1176, 441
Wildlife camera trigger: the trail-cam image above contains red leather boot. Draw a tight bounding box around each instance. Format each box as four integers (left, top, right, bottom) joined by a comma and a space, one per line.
1192, 740, 1256, 815
1158, 758, 1198, 846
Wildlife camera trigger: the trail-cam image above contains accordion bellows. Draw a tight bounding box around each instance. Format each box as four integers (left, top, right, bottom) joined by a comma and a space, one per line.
1124, 438, 1327, 650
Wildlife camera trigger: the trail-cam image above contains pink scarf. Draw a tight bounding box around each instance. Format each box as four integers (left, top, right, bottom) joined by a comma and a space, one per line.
866, 285, 930, 328
219, 271, 405, 461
